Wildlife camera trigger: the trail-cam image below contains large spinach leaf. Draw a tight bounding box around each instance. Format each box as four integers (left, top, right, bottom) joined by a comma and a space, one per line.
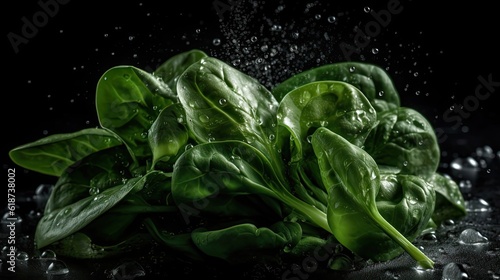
176, 57, 280, 162
272, 61, 400, 112
153, 49, 208, 94
35, 176, 143, 248
312, 127, 434, 268
9, 128, 122, 177
364, 107, 440, 180
95, 66, 174, 159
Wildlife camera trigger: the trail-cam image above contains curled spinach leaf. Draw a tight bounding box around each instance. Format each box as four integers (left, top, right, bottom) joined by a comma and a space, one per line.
429, 173, 467, 225
272, 62, 400, 112
276, 80, 377, 213
153, 49, 208, 95
364, 107, 440, 180
176, 57, 279, 161
277, 80, 377, 157
312, 127, 434, 268
35, 176, 143, 248
95, 66, 174, 159
148, 103, 189, 168
44, 146, 134, 214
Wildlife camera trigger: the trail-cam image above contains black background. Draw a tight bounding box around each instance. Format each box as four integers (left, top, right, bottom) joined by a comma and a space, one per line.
3, 0, 500, 192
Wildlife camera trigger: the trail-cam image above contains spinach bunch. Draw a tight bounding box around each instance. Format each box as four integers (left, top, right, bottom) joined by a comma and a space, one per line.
9, 49, 466, 269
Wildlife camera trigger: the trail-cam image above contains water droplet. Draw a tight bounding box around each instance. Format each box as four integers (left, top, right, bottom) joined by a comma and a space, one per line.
443, 219, 455, 226
283, 243, 293, 253
349, 66, 356, 73
16, 251, 29, 261
184, 143, 194, 151
327, 16, 336, 23
40, 250, 57, 259
458, 228, 488, 245
306, 135, 313, 144
422, 232, 437, 241
442, 262, 469, 280
89, 187, 100, 196
450, 156, 480, 183
314, 14, 322, 20
34, 184, 53, 210
458, 180, 472, 194
403, 161, 408, 167
199, 115, 210, 123
408, 196, 417, 205
46, 260, 69, 275
465, 198, 492, 212
371, 48, 379, 54
300, 91, 311, 104
232, 59, 241, 66
268, 134, 275, 141
363, 6, 371, 13
111, 261, 146, 279
218, 98, 227, 107
212, 38, 221, 46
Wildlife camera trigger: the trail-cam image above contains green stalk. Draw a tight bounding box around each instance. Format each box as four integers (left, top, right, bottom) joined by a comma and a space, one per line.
370, 210, 434, 269
278, 190, 331, 233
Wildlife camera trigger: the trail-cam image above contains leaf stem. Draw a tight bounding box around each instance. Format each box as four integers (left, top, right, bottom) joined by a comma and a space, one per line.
279, 190, 331, 233
371, 210, 434, 269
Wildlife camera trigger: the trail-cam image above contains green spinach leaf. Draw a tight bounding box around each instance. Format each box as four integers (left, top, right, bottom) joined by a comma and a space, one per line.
272, 62, 400, 112
9, 128, 122, 177
364, 107, 440, 180
312, 127, 434, 268
95, 66, 174, 159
